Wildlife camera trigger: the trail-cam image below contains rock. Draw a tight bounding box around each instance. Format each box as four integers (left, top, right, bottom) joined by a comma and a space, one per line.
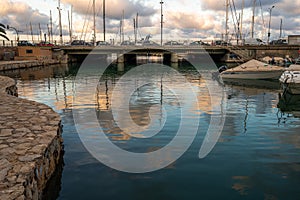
0, 129, 13, 137
18, 155, 41, 162
0, 75, 63, 200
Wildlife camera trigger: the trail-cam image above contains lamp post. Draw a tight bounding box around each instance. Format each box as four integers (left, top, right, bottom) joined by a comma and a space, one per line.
267, 5, 275, 45
160, 0, 164, 46
7, 25, 22, 43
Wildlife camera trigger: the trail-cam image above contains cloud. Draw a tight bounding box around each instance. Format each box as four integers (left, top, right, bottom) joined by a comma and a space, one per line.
276, 0, 300, 16
0, 0, 49, 32
62, 0, 156, 20
201, 0, 283, 11
165, 12, 215, 30
1, 0, 299, 42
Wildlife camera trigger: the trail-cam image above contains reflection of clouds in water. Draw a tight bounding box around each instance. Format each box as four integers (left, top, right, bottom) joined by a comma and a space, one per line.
232, 176, 251, 196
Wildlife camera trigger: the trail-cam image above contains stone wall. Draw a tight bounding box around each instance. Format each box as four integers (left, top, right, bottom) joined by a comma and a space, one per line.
256, 49, 300, 60
0, 60, 60, 71
0, 75, 63, 200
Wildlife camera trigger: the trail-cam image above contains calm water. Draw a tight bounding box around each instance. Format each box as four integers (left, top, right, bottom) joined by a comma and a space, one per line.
2, 61, 300, 200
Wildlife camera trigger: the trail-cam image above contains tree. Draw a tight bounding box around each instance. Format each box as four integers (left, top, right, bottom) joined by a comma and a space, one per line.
0, 23, 9, 41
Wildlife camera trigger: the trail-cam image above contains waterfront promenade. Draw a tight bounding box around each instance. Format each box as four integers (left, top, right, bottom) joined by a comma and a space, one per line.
0, 75, 63, 199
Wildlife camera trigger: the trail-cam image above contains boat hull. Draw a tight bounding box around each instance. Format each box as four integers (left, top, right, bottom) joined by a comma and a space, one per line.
279, 71, 300, 94
221, 70, 283, 80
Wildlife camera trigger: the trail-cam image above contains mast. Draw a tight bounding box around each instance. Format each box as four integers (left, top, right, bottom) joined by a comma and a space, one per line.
71, 6, 73, 41
160, 0, 164, 46
136, 13, 139, 32
251, 0, 256, 38
68, 10, 72, 43
58, 0, 63, 45
103, 0, 106, 41
47, 24, 50, 42
30, 22, 34, 43
122, 10, 125, 43
240, 0, 244, 41
119, 20, 122, 43
279, 18, 283, 38
38, 23, 42, 42
133, 18, 136, 44
93, 0, 96, 46
225, 0, 229, 43
134, 13, 138, 44
50, 10, 53, 43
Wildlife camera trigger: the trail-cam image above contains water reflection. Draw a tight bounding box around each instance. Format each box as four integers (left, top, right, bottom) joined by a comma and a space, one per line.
278, 92, 300, 118
2, 62, 300, 199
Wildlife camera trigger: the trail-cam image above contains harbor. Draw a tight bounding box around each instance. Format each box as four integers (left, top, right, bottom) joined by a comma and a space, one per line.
1, 62, 300, 199
1, 0, 300, 199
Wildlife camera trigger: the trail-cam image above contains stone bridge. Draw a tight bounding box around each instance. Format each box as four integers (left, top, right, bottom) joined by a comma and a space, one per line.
56, 45, 300, 64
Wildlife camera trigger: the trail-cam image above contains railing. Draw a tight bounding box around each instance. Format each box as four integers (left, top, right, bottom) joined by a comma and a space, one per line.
0, 40, 18, 47
225, 45, 253, 62
0, 40, 61, 47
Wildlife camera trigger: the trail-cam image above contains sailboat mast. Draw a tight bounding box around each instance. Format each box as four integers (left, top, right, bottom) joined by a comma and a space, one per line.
134, 13, 138, 44
133, 18, 136, 44
68, 10, 72, 43
30, 22, 34, 43
160, 0, 164, 46
279, 18, 283, 38
38, 23, 42, 42
122, 10, 125, 43
251, 0, 256, 38
93, 0, 96, 46
58, 0, 63, 45
240, 0, 244, 41
47, 24, 50, 42
50, 10, 53, 43
225, 0, 229, 42
103, 0, 106, 41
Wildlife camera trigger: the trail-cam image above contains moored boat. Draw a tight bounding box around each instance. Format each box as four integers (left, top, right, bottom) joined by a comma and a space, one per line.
279, 64, 300, 94
220, 59, 285, 80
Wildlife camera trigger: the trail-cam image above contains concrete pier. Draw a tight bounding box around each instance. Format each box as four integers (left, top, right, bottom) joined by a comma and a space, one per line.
0, 60, 60, 72
0, 75, 63, 199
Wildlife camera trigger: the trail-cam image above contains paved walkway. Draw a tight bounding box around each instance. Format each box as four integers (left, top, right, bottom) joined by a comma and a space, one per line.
0, 75, 63, 200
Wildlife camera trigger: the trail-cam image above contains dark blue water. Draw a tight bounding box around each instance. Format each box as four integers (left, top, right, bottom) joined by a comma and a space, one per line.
3, 62, 300, 200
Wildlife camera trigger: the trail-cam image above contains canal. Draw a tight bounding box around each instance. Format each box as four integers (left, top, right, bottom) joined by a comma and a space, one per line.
1, 59, 300, 200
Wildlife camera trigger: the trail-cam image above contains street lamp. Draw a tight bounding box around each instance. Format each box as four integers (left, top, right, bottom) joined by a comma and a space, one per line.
160, 0, 164, 46
267, 5, 275, 45
7, 25, 22, 42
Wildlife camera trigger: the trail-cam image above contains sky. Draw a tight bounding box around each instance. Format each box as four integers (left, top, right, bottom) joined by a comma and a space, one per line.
1, 0, 300, 44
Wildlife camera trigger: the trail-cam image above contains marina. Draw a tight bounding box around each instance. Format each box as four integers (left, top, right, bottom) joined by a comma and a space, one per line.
1, 0, 300, 199
1, 62, 300, 199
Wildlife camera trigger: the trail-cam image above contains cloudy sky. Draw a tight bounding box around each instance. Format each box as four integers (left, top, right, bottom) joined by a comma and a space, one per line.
1, 0, 299, 43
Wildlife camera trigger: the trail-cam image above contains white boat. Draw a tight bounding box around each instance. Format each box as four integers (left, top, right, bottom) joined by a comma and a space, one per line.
220, 59, 285, 80
279, 64, 300, 94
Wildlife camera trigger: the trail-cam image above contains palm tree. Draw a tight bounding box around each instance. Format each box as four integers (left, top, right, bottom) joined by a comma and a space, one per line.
0, 23, 9, 41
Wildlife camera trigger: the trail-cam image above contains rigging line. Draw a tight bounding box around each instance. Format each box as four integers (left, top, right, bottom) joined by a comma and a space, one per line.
259, 0, 265, 27
80, 0, 92, 40
96, 1, 103, 17
84, 1, 93, 41
83, 1, 93, 41
231, 0, 241, 38
229, 1, 238, 39
83, 15, 92, 41
259, 0, 266, 36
